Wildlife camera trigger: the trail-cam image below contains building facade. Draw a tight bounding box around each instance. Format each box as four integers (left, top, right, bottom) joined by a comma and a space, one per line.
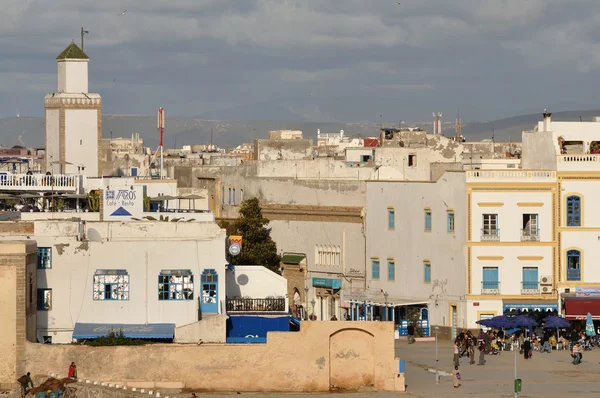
465, 170, 558, 328
1, 219, 227, 344
365, 172, 467, 336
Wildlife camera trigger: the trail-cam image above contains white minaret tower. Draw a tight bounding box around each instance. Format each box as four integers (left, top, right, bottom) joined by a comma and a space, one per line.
44, 41, 101, 177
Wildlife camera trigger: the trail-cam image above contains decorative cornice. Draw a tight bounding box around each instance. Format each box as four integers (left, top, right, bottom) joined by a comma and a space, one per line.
477, 256, 504, 261
45, 97, 102, 108
517, 256, 544, 261
477, 202, 504, 207
517, 202, 544, 207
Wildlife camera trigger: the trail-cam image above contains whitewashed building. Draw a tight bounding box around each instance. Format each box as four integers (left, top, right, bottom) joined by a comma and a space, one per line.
2, 219, 227, 344
364, 172, 467, 336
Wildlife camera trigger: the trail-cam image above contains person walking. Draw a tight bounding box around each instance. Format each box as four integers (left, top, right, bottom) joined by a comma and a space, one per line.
453, 342, 460, 367
451, 366, 461, 388
523, 338, 531, 360
572, 342, 582, 365
469, 340, 475, 365
478, 341, 486, 365
68, 362, 77, 380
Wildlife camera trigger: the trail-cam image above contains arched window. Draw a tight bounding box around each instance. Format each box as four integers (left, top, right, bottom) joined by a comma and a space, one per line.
566, 196, 581, 226
567, 250, 581, 281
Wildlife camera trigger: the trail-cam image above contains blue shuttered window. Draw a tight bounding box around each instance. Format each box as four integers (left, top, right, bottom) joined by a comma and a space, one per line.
388, 209, 395, 230
522, 267, 539, 289
372, 260, 380, 280
447, 212, 455, 233
482, 267, 499, 289
567, 250, 581, 281
387, 260, 395, 281
424, 262, 431, 283
425, 211, 432, 231
566, 196, 581, 226
37, 247, 52, 269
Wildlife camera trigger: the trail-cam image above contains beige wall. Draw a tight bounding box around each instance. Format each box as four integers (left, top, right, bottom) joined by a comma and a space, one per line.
0, 241, 37, 390
21, 322, 403, 392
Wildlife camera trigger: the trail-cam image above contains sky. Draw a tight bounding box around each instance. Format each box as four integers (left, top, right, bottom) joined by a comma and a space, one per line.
2, 0, 600, 122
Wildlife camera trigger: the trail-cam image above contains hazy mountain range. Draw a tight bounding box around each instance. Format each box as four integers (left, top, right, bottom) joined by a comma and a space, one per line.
2, 108, 600, 149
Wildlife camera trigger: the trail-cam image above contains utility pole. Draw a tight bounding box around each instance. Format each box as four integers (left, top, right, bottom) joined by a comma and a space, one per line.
80, 27, 89, 51
157, 107, 165, 179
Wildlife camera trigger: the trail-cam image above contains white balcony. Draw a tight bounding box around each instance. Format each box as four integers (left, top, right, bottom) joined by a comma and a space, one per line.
481, 281, 500, 295
0, 174, 80, 192
557, 154, 600, 172
466, 170, 556, 183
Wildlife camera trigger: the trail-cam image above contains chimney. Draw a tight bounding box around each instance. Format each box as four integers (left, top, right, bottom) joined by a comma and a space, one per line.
340, 129, 344, 137
543, 110, 552, 132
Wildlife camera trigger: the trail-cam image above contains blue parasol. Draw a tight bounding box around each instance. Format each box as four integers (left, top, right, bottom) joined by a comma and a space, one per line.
586, 312, 596, 336
485, 315, 515, 329
543, 315, 570, 329
513, 315, 538, 328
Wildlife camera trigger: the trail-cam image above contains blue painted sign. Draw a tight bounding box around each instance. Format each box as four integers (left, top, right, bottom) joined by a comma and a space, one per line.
102, 185, 143, 220
312, 277, 341, 289
503, 304, 557, 311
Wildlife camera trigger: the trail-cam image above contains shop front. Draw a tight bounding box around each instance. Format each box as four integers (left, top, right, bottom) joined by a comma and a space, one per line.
564, 288, 600, 320
312, 277, 341, 320
503, 301, 558, 324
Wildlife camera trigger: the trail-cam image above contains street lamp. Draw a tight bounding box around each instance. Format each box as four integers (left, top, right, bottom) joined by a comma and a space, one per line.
311, 299, 316, 321
434, 325, 440, 362
304, 286, 309, 320
384, 292, 389, 321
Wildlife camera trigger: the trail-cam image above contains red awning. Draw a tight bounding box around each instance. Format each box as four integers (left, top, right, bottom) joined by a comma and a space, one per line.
564, 298, 600, 320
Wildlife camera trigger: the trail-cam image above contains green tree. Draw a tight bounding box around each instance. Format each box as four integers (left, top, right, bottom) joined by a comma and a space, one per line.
224, 198, 281, 274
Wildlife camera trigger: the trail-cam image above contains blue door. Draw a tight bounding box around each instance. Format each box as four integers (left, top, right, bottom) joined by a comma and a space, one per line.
201, 269, 218, 314
131, 167, 138, 177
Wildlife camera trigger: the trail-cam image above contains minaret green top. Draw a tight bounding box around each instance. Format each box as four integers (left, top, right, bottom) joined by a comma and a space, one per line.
56, 41, 89, 60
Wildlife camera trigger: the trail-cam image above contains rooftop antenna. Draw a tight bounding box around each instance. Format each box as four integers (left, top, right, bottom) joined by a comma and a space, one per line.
80, 27, 89, 51
455, 109, 461, 142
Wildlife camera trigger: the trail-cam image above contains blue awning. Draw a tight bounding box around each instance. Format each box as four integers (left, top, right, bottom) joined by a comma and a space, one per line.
72, 323, 175, 339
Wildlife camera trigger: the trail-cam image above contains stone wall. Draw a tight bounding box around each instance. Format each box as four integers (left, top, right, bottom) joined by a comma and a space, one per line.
21, 322, 404, 392
0, 241, 37, 390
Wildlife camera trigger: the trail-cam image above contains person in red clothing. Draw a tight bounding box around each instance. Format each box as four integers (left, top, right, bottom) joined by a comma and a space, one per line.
68, 362, 77, 379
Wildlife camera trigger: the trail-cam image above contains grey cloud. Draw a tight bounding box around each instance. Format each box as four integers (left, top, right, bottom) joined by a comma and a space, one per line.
2, 0, 600, 123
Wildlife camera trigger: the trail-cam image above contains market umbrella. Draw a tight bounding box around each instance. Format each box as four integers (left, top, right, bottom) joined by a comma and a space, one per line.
586, 312, 596, 336
513, 315, 538, 328
476, 318, 493, 327
543, 315, 571, 329
490, 315, 516, 328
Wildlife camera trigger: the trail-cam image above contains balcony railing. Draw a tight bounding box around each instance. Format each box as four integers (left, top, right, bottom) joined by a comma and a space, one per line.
0, 173, 79, 192
521, 228, 540, 242
567, 268, 581, 282
481, 281, 500, 295
481, 228, 500, 242
225, 297, 286, 312
521, 282, 540, 295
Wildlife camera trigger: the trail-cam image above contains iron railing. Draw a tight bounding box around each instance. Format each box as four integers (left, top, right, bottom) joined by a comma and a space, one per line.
481, 228, 500, 241
226, 297, 286, 312
521, 228, 540, 242
481, 281, 500, 295
567, 269, 581, 281
521, 281, 539, 295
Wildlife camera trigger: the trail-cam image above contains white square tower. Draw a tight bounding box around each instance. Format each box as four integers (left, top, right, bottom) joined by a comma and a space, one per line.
44, 41, 101, 177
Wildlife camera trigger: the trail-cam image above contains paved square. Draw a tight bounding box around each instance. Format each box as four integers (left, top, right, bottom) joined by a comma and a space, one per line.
397, 339, 600, 397
165, 339, 600, 398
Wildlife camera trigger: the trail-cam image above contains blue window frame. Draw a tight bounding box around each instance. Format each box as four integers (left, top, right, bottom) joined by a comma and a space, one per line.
482, 267, 499, 289
131, 167, 138, 177
158, 270, 194, 300
566, 196, 581, 226
37, 288, 52, 310
37, 247, 52, 269
372, 260, 380, 280
447, 212, 455, 233
522, 267, 539, 289
387, 260, 395, 281
93, 270, 130, 300
425, 211, 432, 231
567, 250, 581, 281
201, 269, 219, 314
388, 208, 395, 230
424, 261, 431, 283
